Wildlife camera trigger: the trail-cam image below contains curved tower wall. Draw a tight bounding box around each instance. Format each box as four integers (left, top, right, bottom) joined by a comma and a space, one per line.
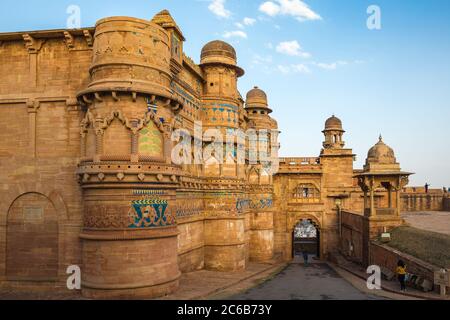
77, 17, 183, 299
200, 45, 247, 271
245, 90, 277, 263
87, 16, 172, 97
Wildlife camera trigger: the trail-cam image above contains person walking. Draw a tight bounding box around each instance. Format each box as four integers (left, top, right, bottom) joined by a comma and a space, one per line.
396, 260, 407, 292
302, 250, 309, 266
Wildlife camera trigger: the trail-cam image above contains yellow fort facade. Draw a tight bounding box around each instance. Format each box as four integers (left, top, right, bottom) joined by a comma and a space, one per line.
0, 10, 445, 299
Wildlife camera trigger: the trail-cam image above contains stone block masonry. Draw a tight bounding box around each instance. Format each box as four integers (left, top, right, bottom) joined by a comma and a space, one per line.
0, 9, 423, 299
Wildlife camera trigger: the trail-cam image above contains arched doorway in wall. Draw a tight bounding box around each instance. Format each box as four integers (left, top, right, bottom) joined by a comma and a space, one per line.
6, 192, 59, 281
292, 219, 320, 260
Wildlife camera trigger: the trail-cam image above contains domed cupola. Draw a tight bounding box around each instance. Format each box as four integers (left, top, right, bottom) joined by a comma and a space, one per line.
245, 86, 272, 114
245, 86, 278, 132
366, 135, 397, 165
325, 115, 343, 131
200, 40, 244, 77
323, 115, 345, 149
356, 135, 413, 219
363, 135, 401, 172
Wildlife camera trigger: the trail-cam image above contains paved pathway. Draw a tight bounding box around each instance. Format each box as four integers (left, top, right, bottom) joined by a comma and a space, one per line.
402, 211, 450, 235
0, 262, 285, 300
161, 262, 285, 300
231, 262, 385, 300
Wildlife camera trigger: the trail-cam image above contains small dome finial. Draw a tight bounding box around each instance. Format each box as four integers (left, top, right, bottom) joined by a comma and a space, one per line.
379, 134, 383, 142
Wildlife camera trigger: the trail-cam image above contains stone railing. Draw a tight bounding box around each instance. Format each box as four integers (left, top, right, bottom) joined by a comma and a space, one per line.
278, 157, 321, 173
364, 208, 396, 216
279, 157, 321, 165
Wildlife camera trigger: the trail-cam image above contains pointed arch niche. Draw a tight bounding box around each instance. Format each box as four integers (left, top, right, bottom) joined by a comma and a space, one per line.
103, 116, 131, 157
138, 120, 163, 158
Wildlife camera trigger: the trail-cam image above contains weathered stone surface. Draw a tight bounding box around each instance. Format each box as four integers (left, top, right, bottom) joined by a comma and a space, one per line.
0, 9, 442, 299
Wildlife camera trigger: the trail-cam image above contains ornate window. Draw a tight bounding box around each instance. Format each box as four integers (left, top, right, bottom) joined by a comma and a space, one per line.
292, 184, 321, 202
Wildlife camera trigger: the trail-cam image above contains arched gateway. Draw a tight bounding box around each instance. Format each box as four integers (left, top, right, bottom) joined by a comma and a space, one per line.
292, 219, 321, 259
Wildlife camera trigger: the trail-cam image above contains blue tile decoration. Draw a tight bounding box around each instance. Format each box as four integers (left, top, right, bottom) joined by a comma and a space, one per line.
146, 97, 158, 114
236, 198, 273, 213
128, 198, 175, 228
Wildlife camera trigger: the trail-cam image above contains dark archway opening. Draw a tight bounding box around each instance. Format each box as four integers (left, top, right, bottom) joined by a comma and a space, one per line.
292, 219, 320, 260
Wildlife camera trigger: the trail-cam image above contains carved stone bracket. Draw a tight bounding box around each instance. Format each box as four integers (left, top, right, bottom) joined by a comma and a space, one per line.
63, 31, 75, 50
83, 30, 93, 47
399, 176, 409, 190
22, 34, 45, 54
26, 99, 40, 113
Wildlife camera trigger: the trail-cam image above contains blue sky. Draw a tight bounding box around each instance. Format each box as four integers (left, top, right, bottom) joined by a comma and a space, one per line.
1, 0, 449, 187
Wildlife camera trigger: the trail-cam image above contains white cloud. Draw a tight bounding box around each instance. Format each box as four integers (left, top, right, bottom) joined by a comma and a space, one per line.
292, 64, 311, 73
223, 30, 248, 39
243, 17, 257, 26
313, 61, 349, 70
209, 0, 231, 19
259, 0, 322, 22
235, 17, 256, 30
260, 1, 281, 16
276, 40, 311, 58
277, 64, 311, 74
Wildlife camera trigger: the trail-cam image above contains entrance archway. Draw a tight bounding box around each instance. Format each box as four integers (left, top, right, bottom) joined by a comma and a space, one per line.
6, 192, 59, 281
292, 219, 320, 260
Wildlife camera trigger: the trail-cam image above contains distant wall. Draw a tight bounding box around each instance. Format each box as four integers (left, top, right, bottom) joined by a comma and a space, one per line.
401, 189, 445, 212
